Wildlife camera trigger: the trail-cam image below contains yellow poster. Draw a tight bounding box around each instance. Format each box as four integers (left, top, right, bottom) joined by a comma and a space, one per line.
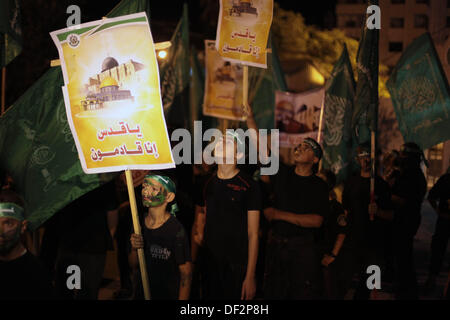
50, 13, 174, 174
216, 0, 273, 68
203, 40, 245, 121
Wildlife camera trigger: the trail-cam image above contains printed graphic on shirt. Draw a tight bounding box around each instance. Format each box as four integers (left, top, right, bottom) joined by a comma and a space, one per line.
150, 244, 171, 260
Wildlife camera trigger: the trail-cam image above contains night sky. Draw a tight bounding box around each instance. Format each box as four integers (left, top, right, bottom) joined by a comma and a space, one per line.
3, 0, 337, 108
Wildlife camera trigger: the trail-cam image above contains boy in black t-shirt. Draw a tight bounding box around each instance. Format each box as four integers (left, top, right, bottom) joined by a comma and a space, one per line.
246, 105, 329, 299
130, 174, 191, 300
194, 132, 261, 300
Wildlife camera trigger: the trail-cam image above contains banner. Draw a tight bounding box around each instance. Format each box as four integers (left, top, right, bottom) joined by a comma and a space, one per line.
203, 40, 246, 121
50, 12, 174, 174
275, 88, 324, 148
216, 0, 273, 68
322, 45, 355, 184
0, 0, 22, 67
387, 32, 450, 150
159, 4, 190, 129
0, 0, 152, 231
352, 0, 379, 145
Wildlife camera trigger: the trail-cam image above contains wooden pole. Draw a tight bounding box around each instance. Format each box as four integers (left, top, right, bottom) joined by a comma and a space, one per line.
242, 64, 249, 117
125, 169, 151, 300
317, 95, 325, 144
1, 67, 6, 115
369, 131, 376, 221
316, 95, 325, 173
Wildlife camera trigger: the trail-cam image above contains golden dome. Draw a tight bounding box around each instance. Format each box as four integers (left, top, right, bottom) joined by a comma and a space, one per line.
100, 77, 118, 89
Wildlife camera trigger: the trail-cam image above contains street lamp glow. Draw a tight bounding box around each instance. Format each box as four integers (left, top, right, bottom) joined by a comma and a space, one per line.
158, 50, 168, 59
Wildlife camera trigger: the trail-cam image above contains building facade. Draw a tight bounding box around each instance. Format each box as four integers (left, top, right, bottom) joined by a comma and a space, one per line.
337, 0, 450, 182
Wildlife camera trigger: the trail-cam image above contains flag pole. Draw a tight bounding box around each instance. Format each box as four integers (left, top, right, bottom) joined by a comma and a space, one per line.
125, 169, 151, 300
1, 67, 6, 115
369, 130, 376, 221
317, 95, 325, 144
317, 95, 325, 172
243, 64, 249, 117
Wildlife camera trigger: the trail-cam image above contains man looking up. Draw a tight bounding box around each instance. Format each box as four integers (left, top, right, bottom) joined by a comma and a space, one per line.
194, 132, 262, 300
245, 105, 329, 299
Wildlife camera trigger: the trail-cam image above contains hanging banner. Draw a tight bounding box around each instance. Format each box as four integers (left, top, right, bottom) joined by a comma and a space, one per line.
216, 0, 273, 68
203, 40, 246, 121
50, 12, 175, 174
275, 88, 324, 148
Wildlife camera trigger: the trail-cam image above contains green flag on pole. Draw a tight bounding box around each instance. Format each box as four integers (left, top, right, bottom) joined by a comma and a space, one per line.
159, 3, 190, 129
189, 46, 218, 130
352, 0, 379, 145
0, 0, 151, 230
386, 32, 450, 150
322, 44, 356, 184
0, 0, 22, 67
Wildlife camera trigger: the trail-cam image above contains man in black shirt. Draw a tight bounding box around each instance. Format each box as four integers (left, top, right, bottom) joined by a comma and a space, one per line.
318, 170, 353, 299
391, 142, 427, 300
424, 167, 450, 294
342, 144, 394, 299
194, 133, 261, 300
0, 189, 53, 300
246, 105, 328, 299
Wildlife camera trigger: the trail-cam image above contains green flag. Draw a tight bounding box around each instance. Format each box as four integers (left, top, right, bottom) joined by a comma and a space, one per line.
159, 3, 190, 129
189, 46, 218, 130
249, 34, 287, 130
386, 32, 450, 150
322, 45, 355, 184
0, 0, 22, 67
0, 0, 151, 230
352, 0, 379, 144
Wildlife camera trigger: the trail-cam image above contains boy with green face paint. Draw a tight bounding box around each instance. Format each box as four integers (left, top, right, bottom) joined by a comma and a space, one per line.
0, 189, 53, 299
129, 174, 192, 300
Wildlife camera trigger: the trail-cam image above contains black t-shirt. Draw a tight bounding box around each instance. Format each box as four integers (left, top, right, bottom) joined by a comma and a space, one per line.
391, 167, 427, 224
56, 180, 118, 253
142, 215, 191, 300
323, 199, 349, 252
200, 170, 262, 265
268, 163, 329, 239
428, 173, 450, 214
0, 251, 53, 300
342, 174, 393, 249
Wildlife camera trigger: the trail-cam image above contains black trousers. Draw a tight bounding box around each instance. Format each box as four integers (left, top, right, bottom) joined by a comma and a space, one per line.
201, 250, 247, 300
55, 249, 106, 300
322, 248, 355, 300
263, 234, 322, 299
429, 217, 450, 276
393, 215, 421, 300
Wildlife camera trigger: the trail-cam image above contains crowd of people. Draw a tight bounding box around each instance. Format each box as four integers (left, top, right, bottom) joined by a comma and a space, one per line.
1, 108, 449, 300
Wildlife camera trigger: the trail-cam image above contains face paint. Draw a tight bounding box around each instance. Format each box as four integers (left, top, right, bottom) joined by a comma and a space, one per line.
0, 224, 22, 256
142, 179, 167, 208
